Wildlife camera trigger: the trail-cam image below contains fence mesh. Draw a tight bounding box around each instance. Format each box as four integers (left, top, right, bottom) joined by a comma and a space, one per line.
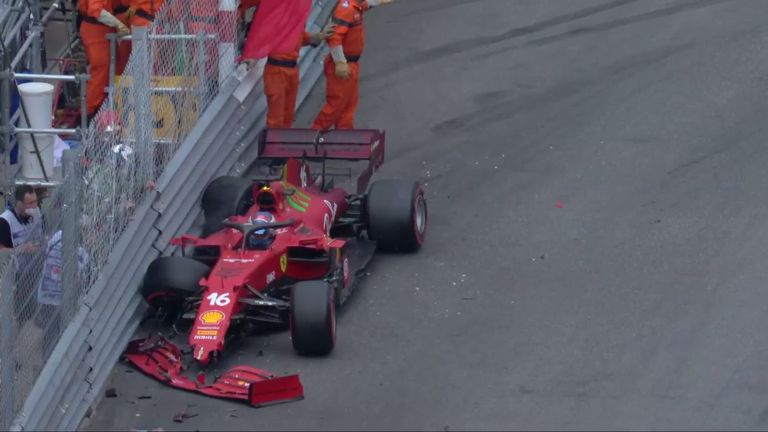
81, 1, 237, 285
0, 164, 84, 426
0, 0, 241, 427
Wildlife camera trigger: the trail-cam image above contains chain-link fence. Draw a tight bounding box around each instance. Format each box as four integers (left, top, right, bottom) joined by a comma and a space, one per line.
82, 0, 237, 279
0, 151, 85, 426
0, 0, 240, 427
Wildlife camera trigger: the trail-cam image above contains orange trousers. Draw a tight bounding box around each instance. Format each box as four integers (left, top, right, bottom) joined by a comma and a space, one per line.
80, 19, 130, 116
264, 63, 299, 128
311, 57, 359, 130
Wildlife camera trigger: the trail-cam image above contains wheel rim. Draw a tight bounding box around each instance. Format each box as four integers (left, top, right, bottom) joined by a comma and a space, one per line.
414, 194, 427, 235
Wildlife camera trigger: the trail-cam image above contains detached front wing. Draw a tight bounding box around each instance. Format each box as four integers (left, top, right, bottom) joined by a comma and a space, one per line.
124, 336, 304, 407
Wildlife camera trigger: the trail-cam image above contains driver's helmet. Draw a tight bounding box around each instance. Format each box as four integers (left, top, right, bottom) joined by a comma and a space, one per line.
247, 211, 276, 249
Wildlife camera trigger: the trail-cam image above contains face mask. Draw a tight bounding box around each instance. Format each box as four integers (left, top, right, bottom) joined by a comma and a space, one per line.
24, 207, 40, 218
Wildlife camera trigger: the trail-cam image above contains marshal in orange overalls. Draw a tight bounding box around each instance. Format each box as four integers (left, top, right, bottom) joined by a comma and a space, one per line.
311, 0, 369, 130
264, 32, 315, 128
128, 0, 164, 27
116, 0, 164, 79
79, 0, 131, 117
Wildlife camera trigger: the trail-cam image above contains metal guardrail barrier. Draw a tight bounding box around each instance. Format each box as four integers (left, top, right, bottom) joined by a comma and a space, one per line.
2, 0, 336, 430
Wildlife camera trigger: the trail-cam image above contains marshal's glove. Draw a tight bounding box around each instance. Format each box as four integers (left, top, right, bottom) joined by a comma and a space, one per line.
334, 61, 350, 79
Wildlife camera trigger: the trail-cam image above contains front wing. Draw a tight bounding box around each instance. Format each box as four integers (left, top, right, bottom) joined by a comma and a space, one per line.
124, 335, 304, 407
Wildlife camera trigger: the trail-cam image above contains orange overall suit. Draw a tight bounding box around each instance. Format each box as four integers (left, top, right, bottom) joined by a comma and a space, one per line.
264, 32, 317, 128
78, 0, 131, 117
127, 0, 164, 26
115, 0, 164, 77
311, 0, 370, 130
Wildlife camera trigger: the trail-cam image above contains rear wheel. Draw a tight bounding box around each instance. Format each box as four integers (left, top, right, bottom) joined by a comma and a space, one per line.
290, 280, 336, 356
201, 176, 254, 237
366, 179, 427, 252
141, 256, 209, 312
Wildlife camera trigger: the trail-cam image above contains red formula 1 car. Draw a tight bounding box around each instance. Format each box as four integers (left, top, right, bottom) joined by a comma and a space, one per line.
124, 128, 428, 407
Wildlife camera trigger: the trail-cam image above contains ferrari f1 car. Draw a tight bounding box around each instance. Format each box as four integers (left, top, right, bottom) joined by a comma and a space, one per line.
124, 128, 427, 406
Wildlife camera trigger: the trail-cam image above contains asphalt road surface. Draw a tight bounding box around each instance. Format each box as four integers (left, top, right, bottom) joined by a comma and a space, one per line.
84, 0, 768, 430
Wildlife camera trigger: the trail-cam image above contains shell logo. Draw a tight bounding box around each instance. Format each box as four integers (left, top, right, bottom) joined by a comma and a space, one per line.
200, 310, 225, 325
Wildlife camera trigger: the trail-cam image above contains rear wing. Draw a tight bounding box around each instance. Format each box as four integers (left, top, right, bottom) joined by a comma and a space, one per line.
257, 128, 386, 194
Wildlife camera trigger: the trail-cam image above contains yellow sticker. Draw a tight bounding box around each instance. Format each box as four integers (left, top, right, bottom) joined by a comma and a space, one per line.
196, 330, 218, 336
280, 254, 287, 272
200, 310, 225, 325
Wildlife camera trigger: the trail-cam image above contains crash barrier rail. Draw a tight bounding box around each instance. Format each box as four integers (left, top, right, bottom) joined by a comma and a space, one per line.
0, 0, 336, 430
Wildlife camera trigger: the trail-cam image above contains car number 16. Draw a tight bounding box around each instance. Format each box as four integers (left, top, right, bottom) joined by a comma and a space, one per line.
206, 292, 231, 306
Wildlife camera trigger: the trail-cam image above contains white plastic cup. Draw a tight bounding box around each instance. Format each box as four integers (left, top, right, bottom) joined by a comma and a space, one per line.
18, 82, 54, 129
17, 82, 55, 179
19, 134, 54, 179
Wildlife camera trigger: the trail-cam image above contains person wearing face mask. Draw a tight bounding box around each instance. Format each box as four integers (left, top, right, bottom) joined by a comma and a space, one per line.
0, 185, 43, 252
0, 185, 45, 326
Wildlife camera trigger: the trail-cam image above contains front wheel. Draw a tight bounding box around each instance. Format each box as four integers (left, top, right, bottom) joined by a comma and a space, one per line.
290, 280, 336, 356
141, 256, 209, 312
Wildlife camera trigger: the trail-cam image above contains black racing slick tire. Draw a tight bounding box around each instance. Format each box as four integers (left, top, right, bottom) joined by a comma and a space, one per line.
141, 256, 209, 310
290, 281, 336, 356
366, 179, 427, 252
201, 176, 254, 237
